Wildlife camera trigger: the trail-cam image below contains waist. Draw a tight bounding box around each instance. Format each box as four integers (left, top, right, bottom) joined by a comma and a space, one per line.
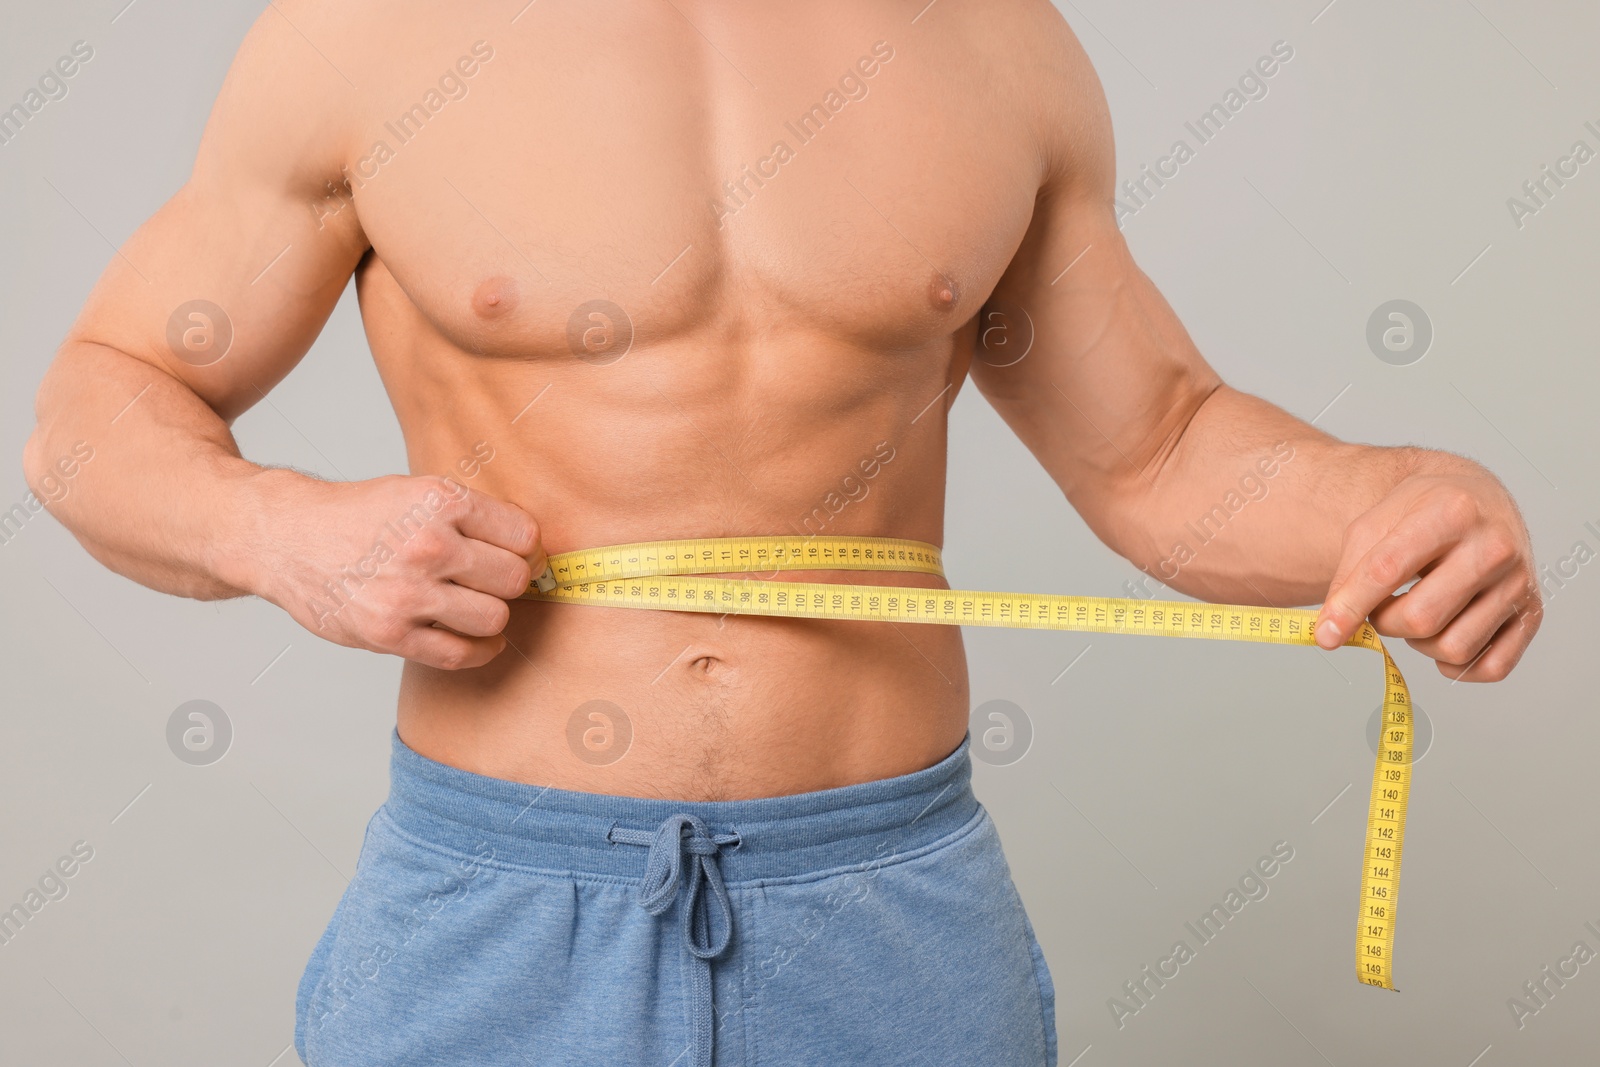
381, 728, 979, 883
397, 591, 971, 798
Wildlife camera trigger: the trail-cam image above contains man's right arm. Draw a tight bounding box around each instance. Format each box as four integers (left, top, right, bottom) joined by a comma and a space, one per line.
23, 5, 542, 670
26, 3, 365, 598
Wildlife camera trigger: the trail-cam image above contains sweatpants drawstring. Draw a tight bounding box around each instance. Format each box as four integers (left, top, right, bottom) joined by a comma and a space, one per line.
609, 814, 740, 1067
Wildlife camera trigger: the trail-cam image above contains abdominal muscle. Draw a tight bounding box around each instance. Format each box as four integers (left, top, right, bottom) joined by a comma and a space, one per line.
399, 577, 971, 801
379, 289, 976, 802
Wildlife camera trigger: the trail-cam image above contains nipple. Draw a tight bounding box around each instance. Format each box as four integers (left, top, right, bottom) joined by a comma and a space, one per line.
471, 275, 520, 319
928, 271, 960, 311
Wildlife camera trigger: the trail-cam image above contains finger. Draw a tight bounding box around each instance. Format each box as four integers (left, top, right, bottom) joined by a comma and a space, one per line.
1315, 513, 1391, 648
426, 583, 513, 639
1438, 600, 1542, 683
1368, 556, 1484, 641
1316, 513, 1459, 649
1404, 581, 1518, 667
394, 625, 507, 670
441, 537, 535, 599
1369, 519, 1527, 642
452, 487, 545, 570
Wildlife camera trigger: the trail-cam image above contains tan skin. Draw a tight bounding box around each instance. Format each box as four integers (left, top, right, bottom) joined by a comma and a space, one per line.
24, 0, 1541, 801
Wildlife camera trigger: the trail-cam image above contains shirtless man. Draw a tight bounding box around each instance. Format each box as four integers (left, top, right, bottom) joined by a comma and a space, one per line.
23, 2, 1540, 1064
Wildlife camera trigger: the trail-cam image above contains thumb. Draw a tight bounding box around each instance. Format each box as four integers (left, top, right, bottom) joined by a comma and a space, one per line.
1314, 518, 1385, 649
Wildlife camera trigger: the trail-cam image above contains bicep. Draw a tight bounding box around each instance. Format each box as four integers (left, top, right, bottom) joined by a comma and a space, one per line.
64, 1, 368, 422
969, 18, 1219, 513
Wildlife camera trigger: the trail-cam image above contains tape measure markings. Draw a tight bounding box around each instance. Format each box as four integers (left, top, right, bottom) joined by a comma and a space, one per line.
523, 534, 1412, 990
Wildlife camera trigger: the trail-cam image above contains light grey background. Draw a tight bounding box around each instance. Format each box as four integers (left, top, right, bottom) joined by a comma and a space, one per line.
2, 2, 1596, 1065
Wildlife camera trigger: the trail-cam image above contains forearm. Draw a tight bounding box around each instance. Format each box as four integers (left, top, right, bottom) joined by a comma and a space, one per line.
23, 341, 294, 600
1111, 385, 1476, 606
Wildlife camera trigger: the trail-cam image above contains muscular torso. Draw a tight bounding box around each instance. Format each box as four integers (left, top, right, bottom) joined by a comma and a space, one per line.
329, 1, 1053, 798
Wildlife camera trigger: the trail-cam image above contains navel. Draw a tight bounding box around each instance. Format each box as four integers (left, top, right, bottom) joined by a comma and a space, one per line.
927, 270, 961, 312
471, 275, 520, 319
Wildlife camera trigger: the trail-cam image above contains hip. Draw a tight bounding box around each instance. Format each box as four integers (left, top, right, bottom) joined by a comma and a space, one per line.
295, 730, 1056, 1067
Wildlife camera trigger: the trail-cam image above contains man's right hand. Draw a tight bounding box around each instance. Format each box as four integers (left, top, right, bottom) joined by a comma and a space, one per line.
244, 472, 545, 670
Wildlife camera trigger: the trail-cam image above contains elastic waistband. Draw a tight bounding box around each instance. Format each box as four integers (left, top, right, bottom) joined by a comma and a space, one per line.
382, 731, 978, 884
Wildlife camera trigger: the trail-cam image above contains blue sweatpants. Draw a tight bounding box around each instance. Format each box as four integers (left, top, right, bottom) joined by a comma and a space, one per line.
294, 732, 1058, 1066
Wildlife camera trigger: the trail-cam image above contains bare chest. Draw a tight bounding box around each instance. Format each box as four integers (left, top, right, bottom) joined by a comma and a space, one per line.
327, 2, 1043, 361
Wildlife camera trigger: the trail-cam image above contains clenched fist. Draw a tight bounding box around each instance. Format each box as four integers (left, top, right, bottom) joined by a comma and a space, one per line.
1314, 458, 1542, 682
246, 472, 545, 670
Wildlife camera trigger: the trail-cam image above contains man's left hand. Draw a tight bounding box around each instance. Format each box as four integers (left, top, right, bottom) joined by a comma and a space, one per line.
1313, 459, 1542, 681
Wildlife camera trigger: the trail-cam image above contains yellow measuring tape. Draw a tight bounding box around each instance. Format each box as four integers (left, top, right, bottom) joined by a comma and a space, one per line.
522, 534, 1412, 990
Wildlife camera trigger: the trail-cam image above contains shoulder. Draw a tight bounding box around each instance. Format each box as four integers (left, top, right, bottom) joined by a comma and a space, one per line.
940, 0, 1115, 201
197, 0, 407, 197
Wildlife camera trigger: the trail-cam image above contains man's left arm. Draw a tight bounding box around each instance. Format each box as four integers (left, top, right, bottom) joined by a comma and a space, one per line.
969, 24, 1540, 681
